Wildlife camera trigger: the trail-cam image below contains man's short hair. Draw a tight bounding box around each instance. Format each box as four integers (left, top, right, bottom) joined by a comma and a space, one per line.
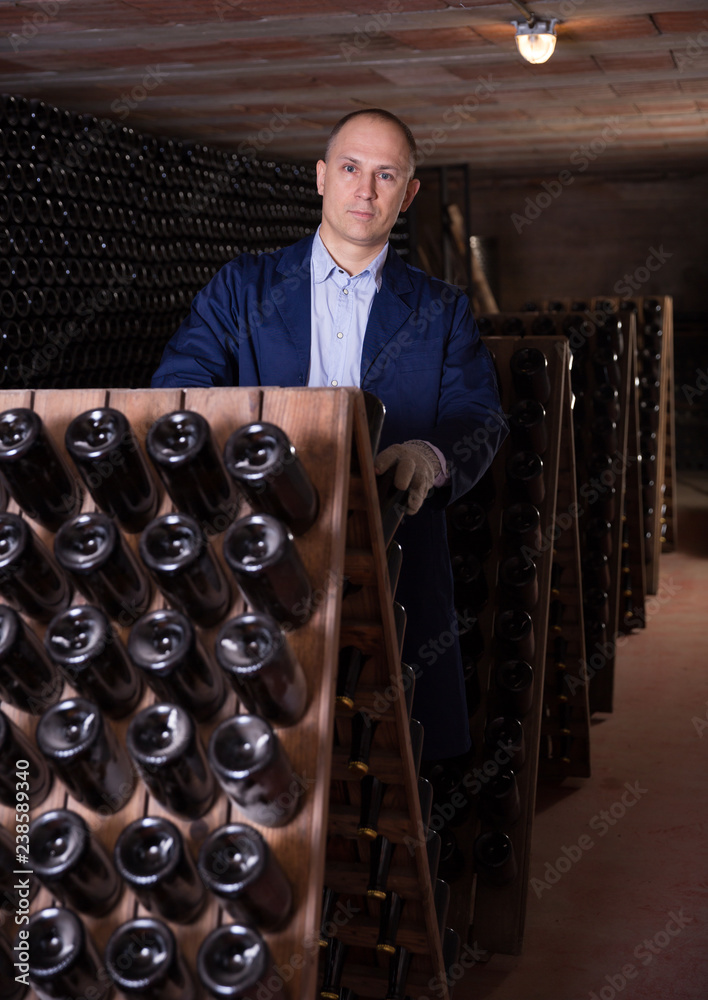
325, 108, 418, 177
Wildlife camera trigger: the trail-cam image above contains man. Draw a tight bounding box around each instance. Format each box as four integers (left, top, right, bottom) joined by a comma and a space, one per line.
152, 108, 507, 762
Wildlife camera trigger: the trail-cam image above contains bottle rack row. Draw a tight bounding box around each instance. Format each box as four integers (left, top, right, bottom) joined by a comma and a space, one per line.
506, 295, 677, 592
0, 92, 410, 393
0, 386, 446, 1000
477, 310, 647, 715
443, 335, 591, 956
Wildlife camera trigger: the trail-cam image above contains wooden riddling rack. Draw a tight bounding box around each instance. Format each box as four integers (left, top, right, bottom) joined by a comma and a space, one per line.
0, 386, 449, 1000
444, 335, 590, 957
513, 295, 677, 591
479, 310, 645, 714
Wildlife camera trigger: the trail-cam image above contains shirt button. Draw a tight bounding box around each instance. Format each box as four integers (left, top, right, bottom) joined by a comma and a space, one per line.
331, 379, 338, 386
337, 332, 343, 339
342, 289, 349, 295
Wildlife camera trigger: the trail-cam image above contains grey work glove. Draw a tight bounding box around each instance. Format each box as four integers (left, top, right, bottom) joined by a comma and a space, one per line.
374, 440, 442, 515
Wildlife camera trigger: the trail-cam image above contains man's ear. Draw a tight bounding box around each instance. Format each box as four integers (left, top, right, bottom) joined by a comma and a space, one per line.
316, 159, 327, 196
401, 177, 421, 212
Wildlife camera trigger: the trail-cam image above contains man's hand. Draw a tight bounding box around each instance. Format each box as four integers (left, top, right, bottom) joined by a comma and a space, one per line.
374, 440, 442, 515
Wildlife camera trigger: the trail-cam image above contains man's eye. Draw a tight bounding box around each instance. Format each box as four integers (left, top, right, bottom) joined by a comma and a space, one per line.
344, 164, 356, 173
380, 172, 393, 181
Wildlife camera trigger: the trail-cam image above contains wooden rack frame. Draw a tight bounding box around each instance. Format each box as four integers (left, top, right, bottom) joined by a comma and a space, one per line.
0, 386, 448, 1000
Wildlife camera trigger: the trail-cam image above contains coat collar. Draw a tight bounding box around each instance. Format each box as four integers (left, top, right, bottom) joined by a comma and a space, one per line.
271, 233, 415, 386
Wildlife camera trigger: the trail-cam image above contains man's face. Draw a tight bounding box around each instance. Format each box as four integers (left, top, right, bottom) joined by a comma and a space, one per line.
316, 116, 420, 252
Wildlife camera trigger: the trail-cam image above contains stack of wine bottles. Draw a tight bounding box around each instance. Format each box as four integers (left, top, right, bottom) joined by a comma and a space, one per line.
0, 385, 453, 1000
514, 294, 676, 587
0, 92, 411, 393
0, 392, 327, 999
477, 306, 650, 714
441, 334, 591, 955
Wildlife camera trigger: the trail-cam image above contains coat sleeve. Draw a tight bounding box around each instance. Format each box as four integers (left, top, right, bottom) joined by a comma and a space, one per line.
423, 289, 508, 506
151, 262, 243, 387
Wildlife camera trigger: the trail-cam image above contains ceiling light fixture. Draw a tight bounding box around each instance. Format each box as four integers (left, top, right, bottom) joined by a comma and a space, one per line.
510, 0, 558, 64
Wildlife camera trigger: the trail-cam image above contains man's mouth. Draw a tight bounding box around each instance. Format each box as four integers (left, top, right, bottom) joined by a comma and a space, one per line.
349, 209, 374, 219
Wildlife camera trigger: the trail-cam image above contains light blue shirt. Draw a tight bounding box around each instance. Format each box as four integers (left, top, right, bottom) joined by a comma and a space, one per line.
307, 227, 388, 389
307, 227, 448, 484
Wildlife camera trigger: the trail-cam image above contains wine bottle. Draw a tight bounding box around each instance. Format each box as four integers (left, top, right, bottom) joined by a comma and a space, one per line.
509, 399, 547, 455
0, 407, 82, 530
494, 609, 535, 662
377, 890, 403, 955
495, 660, 534, 717
105, 918, 196, 1000
127, 608, 224, 722
438, 830, 464, 883
319, 886, 338, 946
198, 822, 293, 931
485, 715, 525, 772
0, 512, 72, 622
505, 451, 545, 507
223, 513, 313, 628
126, 703, 216, 820
208, 714, 300, 827
385, 946, 411, 1000
198, 924, 284, 1000
0, 603, 63, 713
502, 502, 542, 554
65, 407, 160, 533
387, 540, 403, 593
139, 513, 231, 629
335, 645, 370, 708
473, 830, 517, 885
54, 512, 152, 623
27, 907, 112, 1000
447, 501, 491, 560
509, 348, 550, 403
376, 464, 409, 548
499, 555, 538, 610
451, 552, 488, 611
36, 696, 136, 813
215, 612, 306, 725
349, 710, 378, 774
0, 706, 53, 807
146, 410, 237, 533
28, 808, 122, 916
368, 836, 395, 899
480, 769, 521, 825
319, 936, 347, 1000
435, 878, 450, 938
44, 604, 142, 718
223, 421, 319, 535
114, 816, 206, 924
358, 774, 387, 839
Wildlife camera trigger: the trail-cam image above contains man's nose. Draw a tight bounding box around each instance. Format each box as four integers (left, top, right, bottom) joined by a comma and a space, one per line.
355, 173, 376, 199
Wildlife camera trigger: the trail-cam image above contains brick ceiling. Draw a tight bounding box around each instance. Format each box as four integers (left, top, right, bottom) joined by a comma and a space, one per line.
1, 0, 708, 173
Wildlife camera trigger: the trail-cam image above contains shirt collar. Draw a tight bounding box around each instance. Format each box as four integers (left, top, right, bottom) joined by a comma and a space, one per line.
312, 226, 389, 291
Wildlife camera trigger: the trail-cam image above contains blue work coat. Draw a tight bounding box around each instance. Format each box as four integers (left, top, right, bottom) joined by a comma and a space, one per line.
153, 234, 507, 759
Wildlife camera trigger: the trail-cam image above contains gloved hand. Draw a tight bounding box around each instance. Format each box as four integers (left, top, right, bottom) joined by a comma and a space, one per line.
374, 440, 442, 515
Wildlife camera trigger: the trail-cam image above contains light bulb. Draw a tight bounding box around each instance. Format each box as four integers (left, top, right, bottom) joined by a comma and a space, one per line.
513, 18, 558, 65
